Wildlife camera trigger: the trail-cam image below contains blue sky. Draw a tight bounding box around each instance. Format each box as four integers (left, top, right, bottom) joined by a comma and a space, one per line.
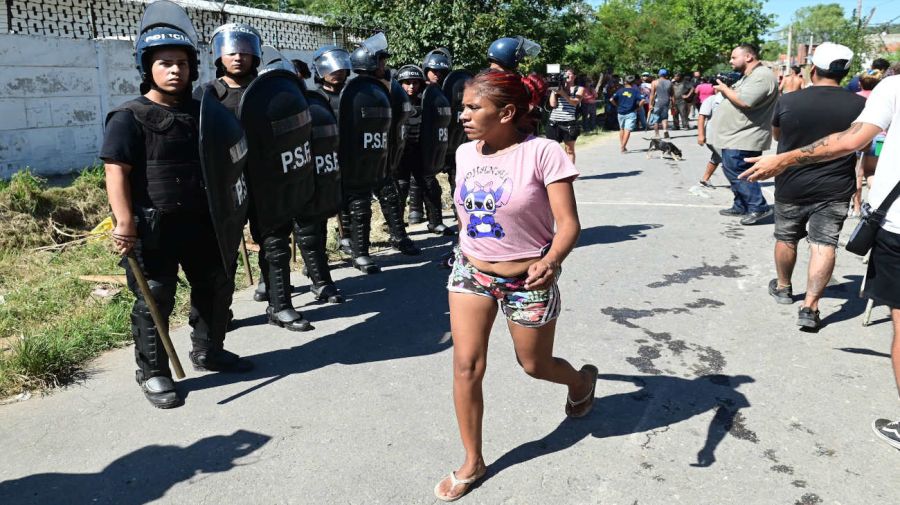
585, 0, 900, 29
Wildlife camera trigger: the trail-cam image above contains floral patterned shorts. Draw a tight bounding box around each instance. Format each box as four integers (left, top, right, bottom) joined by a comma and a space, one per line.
446, 247, 561, 328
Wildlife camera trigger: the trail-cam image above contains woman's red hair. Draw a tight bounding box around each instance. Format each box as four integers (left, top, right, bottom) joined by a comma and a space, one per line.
465, 69, 545, 132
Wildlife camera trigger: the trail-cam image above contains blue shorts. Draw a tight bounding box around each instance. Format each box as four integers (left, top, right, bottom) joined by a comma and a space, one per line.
649, 108, 668, 125
617, 112, 637, 131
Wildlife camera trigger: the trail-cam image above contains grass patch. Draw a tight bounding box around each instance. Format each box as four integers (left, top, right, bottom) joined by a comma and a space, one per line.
0, 165, 393, 398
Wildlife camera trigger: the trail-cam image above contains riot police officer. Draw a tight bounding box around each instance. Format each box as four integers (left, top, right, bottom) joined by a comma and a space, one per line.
421, 48, 457, 235
286, 45, 354, 304
349, 35, 421, 257
193, 23, 269, 302
312, 45, 350, 115
487, 36, 541, 72
395, 64, 452, 235
101, 3, 252, 409
198, 25, 314, 332
423, 47, 452, 86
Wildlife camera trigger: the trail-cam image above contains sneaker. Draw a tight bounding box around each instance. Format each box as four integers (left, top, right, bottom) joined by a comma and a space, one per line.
768, 279, 793, 305
797, 306, 821, 330
719, 207, 746, 217
872, 418, 900, 450
740, 208, 774, 225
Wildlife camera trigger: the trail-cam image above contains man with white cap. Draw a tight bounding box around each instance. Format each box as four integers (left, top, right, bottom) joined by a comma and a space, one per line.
740, 49, 900, 453
765, 42, 865, 330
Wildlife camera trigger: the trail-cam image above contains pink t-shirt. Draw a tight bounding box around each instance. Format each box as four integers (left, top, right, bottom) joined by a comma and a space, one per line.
454, 136, 579, 261
696, 83, 715, 103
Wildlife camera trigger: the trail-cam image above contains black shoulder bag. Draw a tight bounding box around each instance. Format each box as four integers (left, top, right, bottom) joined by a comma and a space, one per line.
846, 178, 900, 256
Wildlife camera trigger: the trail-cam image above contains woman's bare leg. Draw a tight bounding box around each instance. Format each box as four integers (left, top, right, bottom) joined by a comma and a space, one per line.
507, 319, 594, 401
436, 292, 497, 499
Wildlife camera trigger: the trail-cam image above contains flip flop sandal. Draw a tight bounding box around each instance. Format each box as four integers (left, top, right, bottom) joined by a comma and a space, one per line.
566, 364, 599, 418
434, 468, 487, 502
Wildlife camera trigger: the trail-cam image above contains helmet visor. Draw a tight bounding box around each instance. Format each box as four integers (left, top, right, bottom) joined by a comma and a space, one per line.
361, 32, 389, 57
315, 50, 352, 78
521, 38, 541, 58
213, 31, 262, 60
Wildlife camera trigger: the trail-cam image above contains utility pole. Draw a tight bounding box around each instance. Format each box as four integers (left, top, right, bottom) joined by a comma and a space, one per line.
786, 24, 793, 75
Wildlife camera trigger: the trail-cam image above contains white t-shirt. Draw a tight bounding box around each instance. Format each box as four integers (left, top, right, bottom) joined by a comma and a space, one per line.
854, 75, 900, 234
699, 93, 723, 146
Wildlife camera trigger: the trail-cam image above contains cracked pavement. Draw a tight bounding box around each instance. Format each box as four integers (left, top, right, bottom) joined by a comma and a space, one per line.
1, 130, 898, 504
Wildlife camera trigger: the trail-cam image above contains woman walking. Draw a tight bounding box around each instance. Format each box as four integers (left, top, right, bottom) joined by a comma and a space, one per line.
433, 69, 597, 501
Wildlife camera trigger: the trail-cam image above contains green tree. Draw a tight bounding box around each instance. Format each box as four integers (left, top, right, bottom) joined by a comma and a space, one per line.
579, 0, 772, 75
792, 3, 853, 42
790, 4, 873, 75
309, 0, 589, 73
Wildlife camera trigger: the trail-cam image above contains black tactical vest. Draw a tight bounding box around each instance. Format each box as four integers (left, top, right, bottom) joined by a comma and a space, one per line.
112, 97, 205, 213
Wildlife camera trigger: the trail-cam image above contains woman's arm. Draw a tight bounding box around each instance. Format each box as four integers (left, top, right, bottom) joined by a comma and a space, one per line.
524, 178, 580, 290
549, 90, 559, 108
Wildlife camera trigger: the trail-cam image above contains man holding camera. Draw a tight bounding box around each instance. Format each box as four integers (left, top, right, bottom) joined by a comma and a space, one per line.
766, 43, 865, 330
714, 43, 778, 226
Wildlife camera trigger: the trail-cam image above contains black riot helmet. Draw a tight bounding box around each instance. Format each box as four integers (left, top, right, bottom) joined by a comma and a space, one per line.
487, 36, 541, 70
313, 45, 352, 81
396, 64, 425, 82
134, 1, 200, 90
423, 47, 452, 73
351, 32, 390, 73
211, 23, 263, 74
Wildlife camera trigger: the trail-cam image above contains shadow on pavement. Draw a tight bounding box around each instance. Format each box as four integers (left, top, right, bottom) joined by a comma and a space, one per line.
579, 170, 643, 180
485, 373, 755, 482
181, 241, 455, 404
0, 429, 270, 505
578, 224, 663, 247
836, 347, 891, 358
818, 275, 867, 327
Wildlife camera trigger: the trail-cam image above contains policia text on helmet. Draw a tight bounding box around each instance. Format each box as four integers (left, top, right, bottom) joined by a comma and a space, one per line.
106, 0, 254, 409
211, 23, 263, 84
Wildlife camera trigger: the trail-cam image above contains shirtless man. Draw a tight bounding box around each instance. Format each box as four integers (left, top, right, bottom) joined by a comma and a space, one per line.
780, 66, 804, 94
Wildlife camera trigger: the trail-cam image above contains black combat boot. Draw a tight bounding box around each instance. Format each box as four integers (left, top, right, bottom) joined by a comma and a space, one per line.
408, 179, 425, 224
396, 178, 411, 226
349, 197, 380, 274
253, 248, 268, 301
131, 309, 181, 409
295, 220, 344, 304
424, 178, 454, 236
378, 181, 421, 256
338, 207, 353, 255
263, 233, 314, 331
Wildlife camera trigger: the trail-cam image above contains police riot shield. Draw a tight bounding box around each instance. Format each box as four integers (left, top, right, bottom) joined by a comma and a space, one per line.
238, 68, 314, 237
139, 0, 198, 45
420, 84, 452, 176
301, 90, 342, 221
442, 69, 473, 155
199, 87, 250, 275
388, 79, 411, 177
338, 74, 392, 194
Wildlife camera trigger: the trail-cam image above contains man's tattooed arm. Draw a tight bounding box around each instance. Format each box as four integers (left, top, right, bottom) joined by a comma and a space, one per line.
789, 123, 869, 166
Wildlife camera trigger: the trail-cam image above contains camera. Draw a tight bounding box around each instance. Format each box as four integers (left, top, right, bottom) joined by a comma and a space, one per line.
715, 71, 742, 87
545, 63, 565, 90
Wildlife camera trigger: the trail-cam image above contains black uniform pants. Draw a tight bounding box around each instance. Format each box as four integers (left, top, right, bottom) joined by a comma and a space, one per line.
124, 208, 233, 379
396, 142, 445, 227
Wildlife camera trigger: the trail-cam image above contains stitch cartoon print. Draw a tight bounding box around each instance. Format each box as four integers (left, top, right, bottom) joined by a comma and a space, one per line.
459, 177, 513, 239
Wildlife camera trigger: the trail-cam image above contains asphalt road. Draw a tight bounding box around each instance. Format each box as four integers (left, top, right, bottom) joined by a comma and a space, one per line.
1, 129, 897, 505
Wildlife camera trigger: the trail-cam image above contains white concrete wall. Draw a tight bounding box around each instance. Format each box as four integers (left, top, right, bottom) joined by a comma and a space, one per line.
0, 33, 313, 178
